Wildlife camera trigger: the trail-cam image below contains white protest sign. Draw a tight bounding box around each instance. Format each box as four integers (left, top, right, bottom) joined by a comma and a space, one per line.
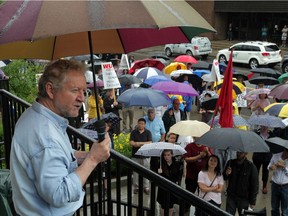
119, 54, 130, 70
210, 59, 221, 82
102, 62, 121, 89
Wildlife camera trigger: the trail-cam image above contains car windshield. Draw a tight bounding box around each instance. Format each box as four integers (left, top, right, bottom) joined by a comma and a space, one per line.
265, 45, 279, 51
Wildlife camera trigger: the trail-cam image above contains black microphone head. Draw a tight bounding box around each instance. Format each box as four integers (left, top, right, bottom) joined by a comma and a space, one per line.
94, 119, 106, 142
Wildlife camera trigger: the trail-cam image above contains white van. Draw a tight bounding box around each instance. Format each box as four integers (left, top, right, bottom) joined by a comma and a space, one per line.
164, 36, 212, 59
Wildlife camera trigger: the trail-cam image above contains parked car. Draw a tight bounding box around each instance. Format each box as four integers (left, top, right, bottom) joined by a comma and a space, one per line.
217, 41, 282, 69
164, 36, 212, 59
281, 55, 288, 73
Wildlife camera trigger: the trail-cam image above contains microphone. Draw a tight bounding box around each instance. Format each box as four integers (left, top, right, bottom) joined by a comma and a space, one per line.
94, 120, 106, 142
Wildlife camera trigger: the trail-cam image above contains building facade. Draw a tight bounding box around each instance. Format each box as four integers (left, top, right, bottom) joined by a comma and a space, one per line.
188, 1, 288, 43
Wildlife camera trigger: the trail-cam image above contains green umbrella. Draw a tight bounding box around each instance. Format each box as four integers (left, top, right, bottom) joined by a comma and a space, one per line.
278, 73, 288, 83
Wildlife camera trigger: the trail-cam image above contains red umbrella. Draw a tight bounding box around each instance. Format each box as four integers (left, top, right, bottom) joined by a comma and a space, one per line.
174, 55, 198, 64
212, 50, 234, 128
129, 58, 165, 74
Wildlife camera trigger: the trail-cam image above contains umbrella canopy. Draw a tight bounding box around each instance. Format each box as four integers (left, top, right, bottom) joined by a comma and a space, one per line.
82, 112, 122, 130
192, 61, 210, 69
151, 81, 199, 96
208, 62, 236, 74
175, 74, 203, 90
248, 76, 279, 86
264, 103, 288, 118
248, 114, 285, 128
174, 55, 197, 64
244, 88, 271, 100
208, 114, 250, 127
201, 97, 218, 110
129, 58, 165, 74
135, 142, 186, 157
118, 74, 142, 86
269, 83, 288, 100
266, 137, 288, 153
233, 72, 248, 81
202, 74, 224, 82
0, 60, 11, 68
214, 80, 245, 95
193, 69, 210, 77
143, 75, 172, 86
278, 73, 288, 84
133, 67, 165, 80
196, 128, 270, 152
0, 1, 216, 45
169, 120, 210, 137
164, 62, 187, 74
87, 80, 104, 88
117, 87, 171, 107
250, 68, 282, 78
170, 69, 193, 77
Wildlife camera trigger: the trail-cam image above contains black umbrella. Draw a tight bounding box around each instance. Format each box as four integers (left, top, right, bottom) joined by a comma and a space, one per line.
251, 68, 281, 79
233, 72, 248, 81
192, 61, 210, 69
81, 113, 122, 130
175, 74, 203, 90
118, 74, 142, 86
195, 128, 270, 152
201, 97, 218, 110
248, 76, 279, 85
266, 137, 288, 153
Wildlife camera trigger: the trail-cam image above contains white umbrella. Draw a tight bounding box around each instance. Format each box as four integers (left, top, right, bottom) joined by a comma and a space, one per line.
135, 142, 186, 157
170, 69, 193, 77
169, 120, 210, 137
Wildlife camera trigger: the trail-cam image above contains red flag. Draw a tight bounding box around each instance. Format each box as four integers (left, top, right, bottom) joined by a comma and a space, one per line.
214, 50, 234, 128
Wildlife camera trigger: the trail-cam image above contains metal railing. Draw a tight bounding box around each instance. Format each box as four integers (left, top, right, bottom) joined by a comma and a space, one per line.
0, 89, 231, 216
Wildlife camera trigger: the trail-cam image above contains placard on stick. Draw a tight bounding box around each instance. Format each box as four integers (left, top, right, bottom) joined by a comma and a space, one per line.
102, 62, 121, 90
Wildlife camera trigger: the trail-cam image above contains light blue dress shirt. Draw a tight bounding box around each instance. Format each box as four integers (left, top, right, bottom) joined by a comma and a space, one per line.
144, 116, 166, 142
10, 101, 84, 216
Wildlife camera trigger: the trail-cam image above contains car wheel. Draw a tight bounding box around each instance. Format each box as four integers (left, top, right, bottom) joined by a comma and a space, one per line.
165, 48, 172, 57
282, 62, 288, 73
218, 54, 227, 64
249, 58, 259, 69
186, 50, 193, 56
201, 54, 208, 60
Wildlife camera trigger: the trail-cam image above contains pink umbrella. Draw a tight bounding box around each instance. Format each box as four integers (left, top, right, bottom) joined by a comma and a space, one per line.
174, 55, 198, 64
269, 83, 288, 100
244, 88, 271, 100
151, 81, 199, 96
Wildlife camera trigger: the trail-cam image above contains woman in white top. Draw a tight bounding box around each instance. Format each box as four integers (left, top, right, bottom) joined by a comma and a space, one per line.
197, 154, 224, 216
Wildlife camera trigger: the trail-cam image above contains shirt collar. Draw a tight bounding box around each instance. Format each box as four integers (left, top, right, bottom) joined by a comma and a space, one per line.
32, 101, 69, 132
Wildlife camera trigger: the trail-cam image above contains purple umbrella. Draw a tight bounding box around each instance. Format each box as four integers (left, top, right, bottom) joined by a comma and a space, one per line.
151, 81, 199, 96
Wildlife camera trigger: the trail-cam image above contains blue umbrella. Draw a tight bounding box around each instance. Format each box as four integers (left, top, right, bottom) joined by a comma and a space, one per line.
144, 75, 172, 86
193, 69, 210, 77
117, 87, 171, 107
133, 67, 165, 80
208, 62, 236, 74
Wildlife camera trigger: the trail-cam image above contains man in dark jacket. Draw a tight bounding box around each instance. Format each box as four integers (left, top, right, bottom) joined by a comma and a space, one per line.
223, 152, 259, 216
162, 98, 186, 133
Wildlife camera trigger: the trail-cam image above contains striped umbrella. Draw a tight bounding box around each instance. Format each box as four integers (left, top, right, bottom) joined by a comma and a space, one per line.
264, 103, 288, 118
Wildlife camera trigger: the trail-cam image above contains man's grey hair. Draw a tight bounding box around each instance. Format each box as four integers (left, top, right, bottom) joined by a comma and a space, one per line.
37, 59, 86, 99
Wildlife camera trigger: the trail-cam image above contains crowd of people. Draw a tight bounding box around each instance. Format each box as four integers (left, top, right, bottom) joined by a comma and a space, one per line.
8, 57, 288, 216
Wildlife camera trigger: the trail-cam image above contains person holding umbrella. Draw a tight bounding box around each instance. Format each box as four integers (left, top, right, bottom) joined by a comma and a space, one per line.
157, 149, 182, 216
268, 147, 288, 216
223, 152, 259, 216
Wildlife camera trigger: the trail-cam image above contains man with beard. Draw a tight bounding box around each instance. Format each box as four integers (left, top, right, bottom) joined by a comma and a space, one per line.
223, 152, 259, 216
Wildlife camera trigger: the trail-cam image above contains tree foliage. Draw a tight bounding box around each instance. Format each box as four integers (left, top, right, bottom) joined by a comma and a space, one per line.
3, 60, 45, 103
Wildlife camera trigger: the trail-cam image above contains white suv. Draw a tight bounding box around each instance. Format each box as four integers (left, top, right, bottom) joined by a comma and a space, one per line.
217, 41, 282, 69
164, 36, 212, 59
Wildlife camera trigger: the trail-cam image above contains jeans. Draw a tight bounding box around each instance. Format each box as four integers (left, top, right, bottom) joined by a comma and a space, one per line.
132, 157, 150, 189
271, 182, 288, 216
226, 196, 249, 216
